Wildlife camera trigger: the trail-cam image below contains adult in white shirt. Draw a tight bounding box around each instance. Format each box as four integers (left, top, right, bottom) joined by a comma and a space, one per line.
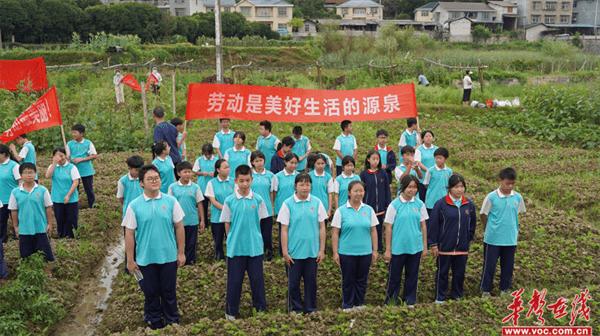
113, 69, 125, 105
462, 70, 473, 106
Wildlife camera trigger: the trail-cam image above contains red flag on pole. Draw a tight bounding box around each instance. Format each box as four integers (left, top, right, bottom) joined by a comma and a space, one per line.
0, 86, 63, 143
121, 73, 142, 92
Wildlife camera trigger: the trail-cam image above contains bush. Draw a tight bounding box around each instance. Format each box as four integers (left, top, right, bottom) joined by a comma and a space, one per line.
0, 255, 65, 335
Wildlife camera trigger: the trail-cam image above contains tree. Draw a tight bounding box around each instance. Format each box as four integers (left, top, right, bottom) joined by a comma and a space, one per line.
173, 16, 199, 42
472, 25, 492, 43
0, 0, 27, 42
85, 3, 173, 42
75, 0, 101, 9
38, 0, 85, 42
289, 0, 337, 18
290, 17, 304, 33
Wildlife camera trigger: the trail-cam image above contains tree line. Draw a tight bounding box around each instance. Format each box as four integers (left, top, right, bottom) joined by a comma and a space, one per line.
0, 0, 280, 44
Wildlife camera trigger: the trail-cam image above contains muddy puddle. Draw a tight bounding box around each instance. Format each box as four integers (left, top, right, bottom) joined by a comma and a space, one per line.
52, 236, 125, 336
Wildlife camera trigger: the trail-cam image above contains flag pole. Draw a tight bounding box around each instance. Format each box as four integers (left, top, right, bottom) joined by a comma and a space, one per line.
60, 124, 68, 150
141, 81, 149, 141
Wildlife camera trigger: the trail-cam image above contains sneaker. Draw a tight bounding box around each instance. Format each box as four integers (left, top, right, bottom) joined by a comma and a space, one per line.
500, 290, 510, 297
482, 292, 492, 298
225, 314, 236, 321
434, 300, 445, 305
354, 305, 367, 311
407, 305, 415, 309
342, 307, 355, 312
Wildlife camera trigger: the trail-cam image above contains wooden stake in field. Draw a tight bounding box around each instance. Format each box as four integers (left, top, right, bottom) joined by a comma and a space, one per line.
172, 71, 176, 116
141, 81, 149, 140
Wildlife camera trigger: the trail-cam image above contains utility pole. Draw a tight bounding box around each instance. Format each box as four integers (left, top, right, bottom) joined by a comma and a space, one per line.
215, 0, 224, 83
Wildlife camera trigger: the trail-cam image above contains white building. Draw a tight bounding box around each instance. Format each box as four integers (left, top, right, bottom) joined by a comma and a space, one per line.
101, 0, 236, 16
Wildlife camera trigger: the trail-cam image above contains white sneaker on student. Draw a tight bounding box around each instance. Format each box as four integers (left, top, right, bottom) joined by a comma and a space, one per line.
481, 292, 492, 298
225, 314, 236, 321
500, 290, 510, 297
407, 305, 415, 309
434, 300, 445, 304
354, 305, 367, 311
342, 307, 355, 312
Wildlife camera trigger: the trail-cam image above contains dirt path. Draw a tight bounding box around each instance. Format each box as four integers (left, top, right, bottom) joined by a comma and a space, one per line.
52, 236, 125, 336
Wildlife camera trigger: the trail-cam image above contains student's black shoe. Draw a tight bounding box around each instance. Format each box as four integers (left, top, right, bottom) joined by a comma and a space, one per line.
148, 320, 165, 330
265, 249, 273, 261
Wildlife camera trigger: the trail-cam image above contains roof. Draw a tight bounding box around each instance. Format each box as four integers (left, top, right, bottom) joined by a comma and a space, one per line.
414, 1, 438, 11
317, 19, 379, 26
325, 0, 347, 4
435, 2, 497, 11
243, 0, 293, 6
337, 0, 384, 8
203, 0, 236, 7
487, 1, 517, 7
446, 16, 473, 24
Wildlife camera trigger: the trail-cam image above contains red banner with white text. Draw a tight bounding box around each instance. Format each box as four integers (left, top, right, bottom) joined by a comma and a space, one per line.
186, 83, 418, 122
0, 57, 48, 92
0, 86, 62, 143
121, 73, 142, 92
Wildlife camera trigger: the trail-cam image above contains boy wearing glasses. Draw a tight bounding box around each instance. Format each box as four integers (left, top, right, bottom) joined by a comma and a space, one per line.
122, 165, 186, 330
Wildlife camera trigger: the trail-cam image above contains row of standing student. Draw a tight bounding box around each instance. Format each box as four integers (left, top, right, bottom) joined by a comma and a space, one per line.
116, 117, 525, 328
0, 125, 99, 278
119, 155, 525, 329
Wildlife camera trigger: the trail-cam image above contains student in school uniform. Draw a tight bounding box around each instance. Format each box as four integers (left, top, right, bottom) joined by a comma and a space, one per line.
291, 126, 312, 172
308, 151, 335, 177
9, 134, 36, 165
273, 153, 299, 255
333, 120, 358, 177
123, 165, 186, 330
117, 155, 144, 218
333, 156, 361, 210
383, 175, 429, 307
308, 153, 335, 218
0, 200, 6, 279
213, 118, 235, 159
152, 142, 176, 194
375, 129, 397, 181
360, 150, 392, 253
423, 147, 453, 219
256, 120, 280, 171
394, 146, 423, 198
398, 118, 421, 156
9, 163, 54, 261
204, 159, 235, 260
0, 144, 20, 243
170, 118, 187, 161
117, 155, 144, 272
415, 130, 438, 201
270, 136, 295, 175
278, 173, 327, 314
224, 131, 251, 179
67, 124, 98, 208
193, 143, 218, 233
480, 167, 526, 297
250, 151, 276, 261
46, 148, 80, 239
168, 162, 205, 265
220, 164, 269, 320
429, 174, 476, 303
331, 181, 379, 311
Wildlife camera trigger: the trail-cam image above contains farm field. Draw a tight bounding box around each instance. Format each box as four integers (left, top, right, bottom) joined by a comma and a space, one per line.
0, 33, 599, 335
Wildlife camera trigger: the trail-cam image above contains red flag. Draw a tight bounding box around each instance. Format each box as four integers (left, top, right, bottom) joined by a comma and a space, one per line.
121, 73, 142, 92
186, 83, 418, 122
0, 86, 62, 143
0, 57, 48, 92
145, 73, 158, 91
